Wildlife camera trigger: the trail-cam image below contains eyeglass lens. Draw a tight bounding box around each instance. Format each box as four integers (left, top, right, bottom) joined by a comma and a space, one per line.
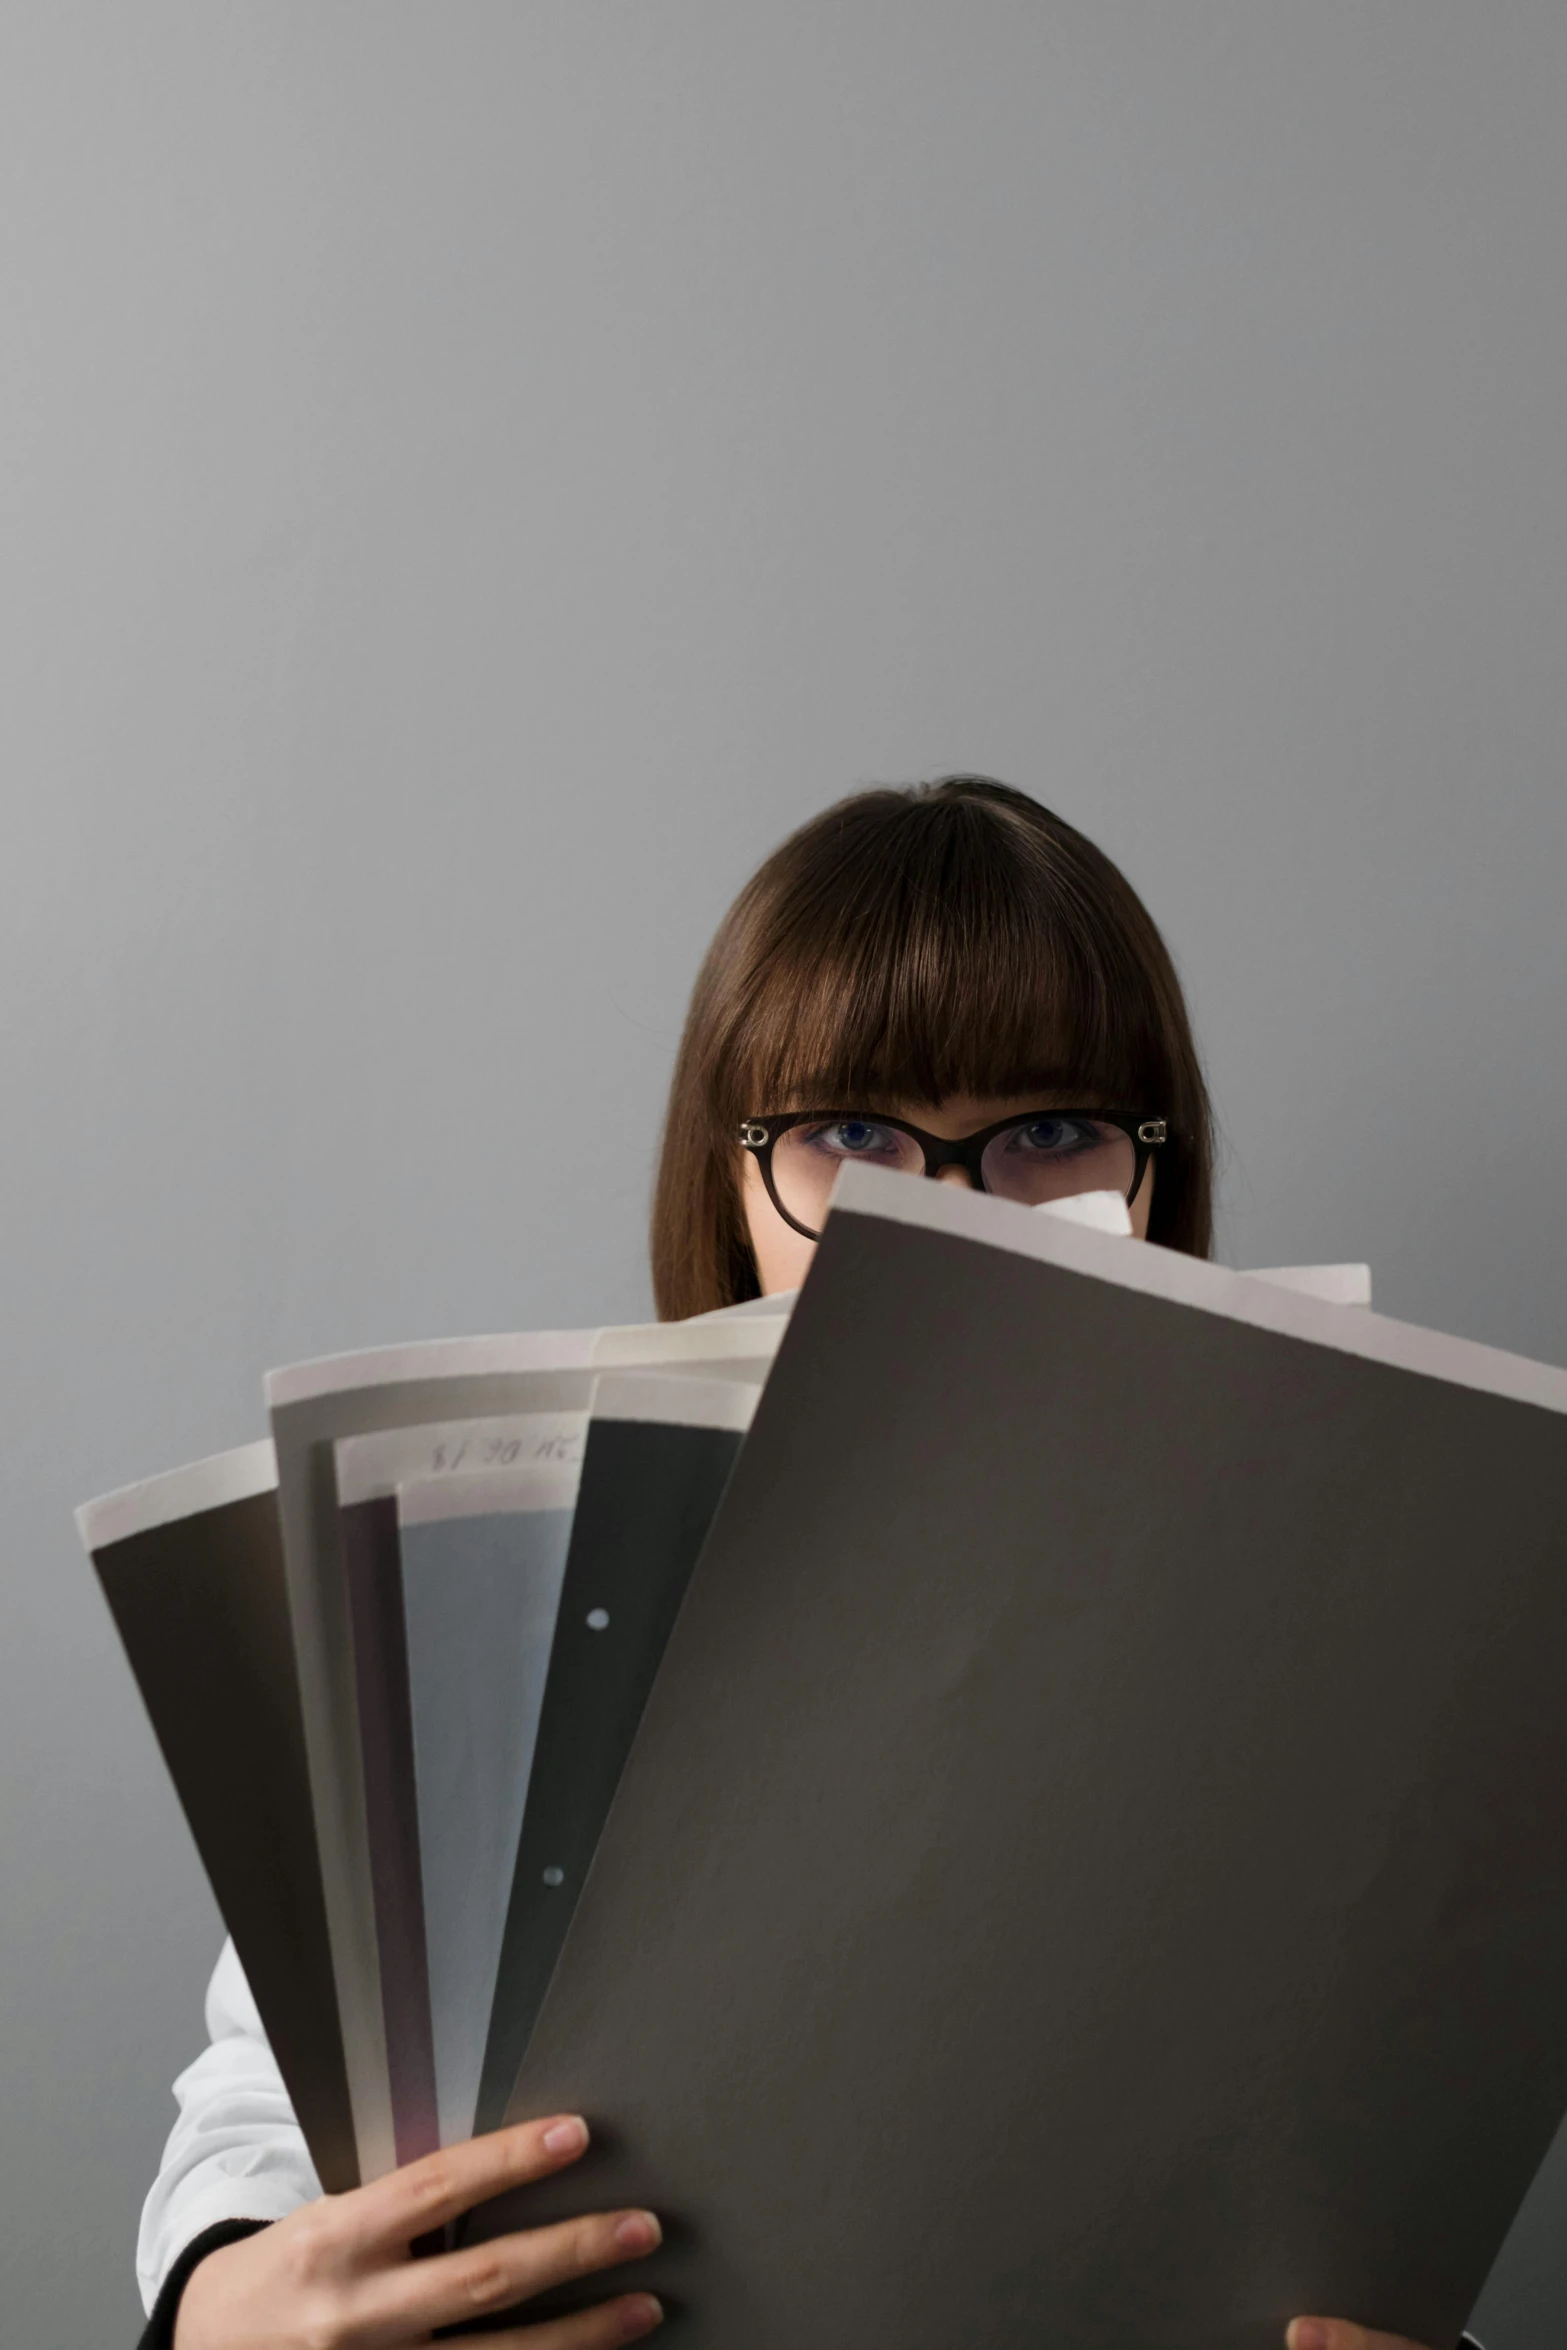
769, 1115, 1138, 1233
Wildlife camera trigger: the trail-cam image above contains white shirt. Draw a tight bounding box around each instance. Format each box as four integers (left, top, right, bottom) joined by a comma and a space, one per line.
137, 1939, 322, 2315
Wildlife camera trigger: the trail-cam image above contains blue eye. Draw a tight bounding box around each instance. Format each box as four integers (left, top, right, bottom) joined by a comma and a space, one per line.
804, 1119, 898, 1157
1006, 1117, 1095, 1156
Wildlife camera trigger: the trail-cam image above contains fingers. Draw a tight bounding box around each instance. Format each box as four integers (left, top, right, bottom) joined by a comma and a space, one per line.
1287, 2319, 1435, 2350
353, 2115, 595, 2252
466, 2291, 664, 2347
364, 2203, 664, 2342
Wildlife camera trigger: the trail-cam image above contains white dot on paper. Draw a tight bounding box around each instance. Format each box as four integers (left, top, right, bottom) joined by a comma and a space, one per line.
586, 1607, 610, 1630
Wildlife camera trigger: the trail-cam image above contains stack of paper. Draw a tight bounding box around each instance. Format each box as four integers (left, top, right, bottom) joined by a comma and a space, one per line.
77, 1166, 1567, 2348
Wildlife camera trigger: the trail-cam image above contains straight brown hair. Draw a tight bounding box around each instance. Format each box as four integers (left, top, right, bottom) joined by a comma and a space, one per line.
651, 775, 1214, 1319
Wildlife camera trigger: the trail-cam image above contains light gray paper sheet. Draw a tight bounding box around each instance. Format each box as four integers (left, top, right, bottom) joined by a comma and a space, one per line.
398, 1458, 580, 2147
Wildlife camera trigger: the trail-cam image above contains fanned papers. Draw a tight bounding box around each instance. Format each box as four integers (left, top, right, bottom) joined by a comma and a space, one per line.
462, 1162, 1567, 2350
77, 1308, 786, 2194
264, 1309, 787, 2180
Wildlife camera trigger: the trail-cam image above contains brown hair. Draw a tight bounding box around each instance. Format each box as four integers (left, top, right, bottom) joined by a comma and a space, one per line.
650, 775, 1214, 1318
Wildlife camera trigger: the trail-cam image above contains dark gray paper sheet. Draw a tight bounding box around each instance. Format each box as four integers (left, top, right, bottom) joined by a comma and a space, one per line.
469, 1164, 1567, 2350
78, 1446, 359, 2192
477, 1373, 756, 2137
340, 1494, 440, 2166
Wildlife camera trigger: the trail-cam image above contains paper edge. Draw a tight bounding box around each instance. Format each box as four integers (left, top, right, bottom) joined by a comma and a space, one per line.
587, 1316, 789, 1371
687, 1289, 800, 1321
74, 1437, 279, 1553
590, 1370, 761, 1434
827, 1160, 1567, 1417
1244, 1262, 1373, 1307
266, 1308, 794, 1409
265, 1327, 601, 1409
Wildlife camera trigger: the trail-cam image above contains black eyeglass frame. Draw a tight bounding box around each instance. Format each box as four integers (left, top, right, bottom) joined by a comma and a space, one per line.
739, 1108, 1168, 1243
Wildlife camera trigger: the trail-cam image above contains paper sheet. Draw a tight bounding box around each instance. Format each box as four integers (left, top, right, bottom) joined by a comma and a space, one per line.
467, 1163, 1567, 2347
78, 1446, 358, 2191
476, 1372, 757, 2134
398, 1456, 581, 2147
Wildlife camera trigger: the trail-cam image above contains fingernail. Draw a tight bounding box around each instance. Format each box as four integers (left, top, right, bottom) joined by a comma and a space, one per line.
619, 2296, 664, 2339
542, 2115, 588, 2154
614, 2210, 662, 2253
1288, 2322, 1333, 2350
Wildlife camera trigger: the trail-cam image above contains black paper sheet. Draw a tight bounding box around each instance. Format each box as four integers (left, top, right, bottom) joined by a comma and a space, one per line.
84, 1450, 358, 2192
476, 1373, 754, 2136
467, 1165, 1567, 2350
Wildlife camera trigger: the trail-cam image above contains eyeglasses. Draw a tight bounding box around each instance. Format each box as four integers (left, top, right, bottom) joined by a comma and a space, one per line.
739, 1109, 1167, 1243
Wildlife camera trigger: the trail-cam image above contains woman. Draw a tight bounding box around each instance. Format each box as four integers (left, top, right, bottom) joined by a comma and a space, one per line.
142, 777, 1448, 2350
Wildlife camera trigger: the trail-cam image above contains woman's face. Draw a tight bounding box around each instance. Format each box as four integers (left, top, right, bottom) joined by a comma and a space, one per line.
740, 1091, 1157, 1296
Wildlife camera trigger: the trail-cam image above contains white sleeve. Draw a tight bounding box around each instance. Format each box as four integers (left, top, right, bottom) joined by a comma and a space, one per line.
136, 1937, 324, 2316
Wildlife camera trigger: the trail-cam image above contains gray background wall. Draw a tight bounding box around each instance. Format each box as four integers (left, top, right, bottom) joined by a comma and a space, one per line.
2, 4, 1564, 2339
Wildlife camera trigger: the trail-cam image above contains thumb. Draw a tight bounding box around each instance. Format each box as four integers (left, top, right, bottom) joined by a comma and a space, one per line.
1287, 2321, 1434, 2350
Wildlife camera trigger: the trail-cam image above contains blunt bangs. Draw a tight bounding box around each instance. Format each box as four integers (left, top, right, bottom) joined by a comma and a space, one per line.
712, 797, 1166, 1124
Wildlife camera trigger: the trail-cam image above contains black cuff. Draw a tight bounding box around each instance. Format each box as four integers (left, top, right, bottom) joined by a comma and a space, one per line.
137, 2217, 271, 2349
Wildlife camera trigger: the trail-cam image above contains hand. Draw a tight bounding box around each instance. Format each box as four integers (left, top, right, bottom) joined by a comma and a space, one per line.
1286, 2320, 1436, 2350
173, 2111, 663, 2347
